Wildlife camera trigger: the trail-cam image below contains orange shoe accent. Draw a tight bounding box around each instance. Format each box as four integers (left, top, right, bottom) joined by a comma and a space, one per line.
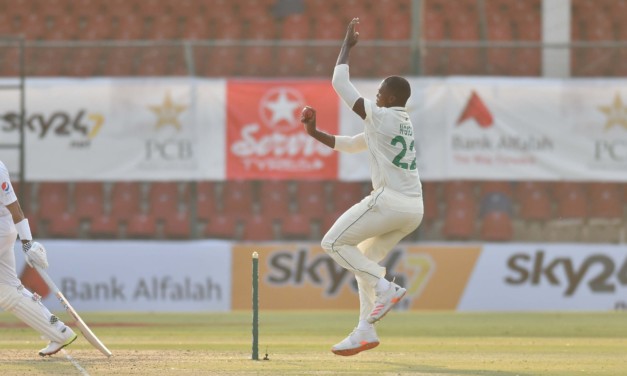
332, 341, 379, 356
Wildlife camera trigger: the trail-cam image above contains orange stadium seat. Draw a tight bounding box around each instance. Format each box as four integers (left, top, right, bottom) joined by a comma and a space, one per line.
377, 47, 411, 77
135, 0, 169, 18
350, 46, 378, 77
381, 13, 411, 40
21, 14, 46, 40
277, 47, 307, 76
195, 181, 216, 221
443, 206, 475, 240
148, 15, 178, 40
214, 16, 243, 40
102, 0, 136, 16
242, 46, 275, 76
74, 182, 104, 221
247, 16, 277, 39
205, 213, 238, 239
296, 181, 328, 220
197, 47, 239, 76
204, 0, 235, 19
164, 211, 192, 239
109, 182, 141, 222
481, 211, 513, 241
331, 181, 362, 213
281, 212, 312, 240
113, 15, 144, 40
37, 183, 69, 221
89, 214, 119, 238
180, 15, 211, 39
222, 180, 254, 215
47, 212, 80, 238
242, 214, 275, 241
259, 180, 291, 220
314, 14, 344, 40
77, 15, 112, 40
280, 14, 311, 40
126, 213, 158, 238
518, 183, 552, 221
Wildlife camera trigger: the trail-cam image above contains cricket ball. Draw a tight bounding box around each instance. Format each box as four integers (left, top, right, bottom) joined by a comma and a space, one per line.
302, 107, 314, 119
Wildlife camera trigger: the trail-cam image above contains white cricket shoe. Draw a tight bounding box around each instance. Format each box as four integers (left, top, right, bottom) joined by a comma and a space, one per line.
367, 281, 406, 324
39, 326, 78, 357
331, 327, 379, 356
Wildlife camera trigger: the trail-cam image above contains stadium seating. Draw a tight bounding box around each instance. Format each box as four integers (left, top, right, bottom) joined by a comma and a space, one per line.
242, 214, 275, 241
205, 213, 239, 239
295, 181, 328, 220
47, 211, 80, 238
109, 182, 142, 222
74, 182, 105, 221
126, 213, 158, 238
481, 211, 514, 241
37, 183, 70, 221
163, 211, 192, 239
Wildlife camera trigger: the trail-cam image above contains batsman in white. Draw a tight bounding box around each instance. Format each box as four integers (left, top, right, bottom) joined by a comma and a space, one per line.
0, 160, 77, 356
301, 18, 423, 356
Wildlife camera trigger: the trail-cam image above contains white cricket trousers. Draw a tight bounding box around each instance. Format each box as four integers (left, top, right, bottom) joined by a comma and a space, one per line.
321, 187, 423, 321
0, 229, 21, 288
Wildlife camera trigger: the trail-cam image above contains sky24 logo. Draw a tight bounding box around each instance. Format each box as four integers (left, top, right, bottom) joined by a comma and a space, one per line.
1, 110, 104, 148
505, 251, 627, 296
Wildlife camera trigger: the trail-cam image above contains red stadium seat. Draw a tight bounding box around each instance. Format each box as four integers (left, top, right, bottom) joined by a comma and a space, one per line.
148, 182, 180, 220
381, 13, 411, 40
480, 181, 513, 199
313, 14, 344, 40
259, 180, 291, 220
163, 211, 192, 239
195, 181, 216, 221
554, 184, 588, 220
205, 213, 238, 239
422, 182, 440, 223
331, 182, 362, 213
281, 213, 312, 240
180, 15, 211, 40
74, 182, 104, 221
444, 181, 475, 202
109, 182, 141, 222
588, 183, 623, 220
481, 211, 513, 241
126, 213, 158, 239
296, 181, 328, 219
222, 180, 254, 215
247, 16, 277, 40
37, 183, 69, 221
47, 212, 80, 238
443, 206, 475, 240
242, 46, 275, 76
277, 47, 307, 76
89, 214, 119, 238
242, 214, 275, 241
518, 184, 552, 221
280, 14, 310, 40
197, 47, 239, 76
214, 16, 243, 40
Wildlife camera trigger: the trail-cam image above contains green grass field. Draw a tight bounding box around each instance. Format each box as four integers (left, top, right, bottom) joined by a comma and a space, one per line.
1, 311, 626, 375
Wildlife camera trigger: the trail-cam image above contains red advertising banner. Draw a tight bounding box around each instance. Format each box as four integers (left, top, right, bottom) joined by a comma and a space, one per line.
226, 81, 339, 179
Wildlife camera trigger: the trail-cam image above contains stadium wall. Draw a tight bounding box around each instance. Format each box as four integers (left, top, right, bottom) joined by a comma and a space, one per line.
15, 241, 627, 312
0, 77, 626, 182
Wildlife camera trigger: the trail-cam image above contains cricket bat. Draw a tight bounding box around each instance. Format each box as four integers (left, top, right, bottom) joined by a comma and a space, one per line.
34, 265, 113, 358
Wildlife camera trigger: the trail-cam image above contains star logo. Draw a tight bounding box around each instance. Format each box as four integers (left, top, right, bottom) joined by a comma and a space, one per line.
149, 92, 187, 131
259, 87, 304, 131
598, 93, 627, 131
